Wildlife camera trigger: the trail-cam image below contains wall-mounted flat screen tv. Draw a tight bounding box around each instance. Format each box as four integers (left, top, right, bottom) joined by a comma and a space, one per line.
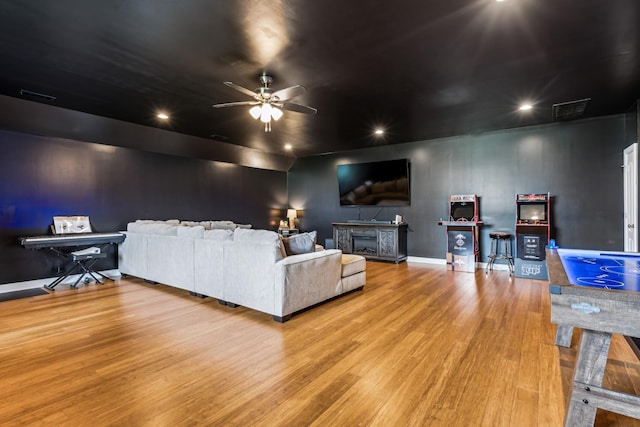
337, 159, 410, 206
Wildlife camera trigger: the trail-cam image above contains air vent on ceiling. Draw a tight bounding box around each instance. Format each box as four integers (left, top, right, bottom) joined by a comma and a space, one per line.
19, 89, 57, 101
209, 133, 230, 142
552, 98, 590, 121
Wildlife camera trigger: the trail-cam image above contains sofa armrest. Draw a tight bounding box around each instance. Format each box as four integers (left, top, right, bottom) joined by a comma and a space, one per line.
274, 249, 343, 317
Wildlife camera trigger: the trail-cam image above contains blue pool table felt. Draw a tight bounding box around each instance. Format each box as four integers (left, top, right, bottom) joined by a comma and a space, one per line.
557, 248, 640, 292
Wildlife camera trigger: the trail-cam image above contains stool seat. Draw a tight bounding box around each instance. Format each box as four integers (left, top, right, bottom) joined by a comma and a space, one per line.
489, 232, 511, 239
486, 232, 514, 275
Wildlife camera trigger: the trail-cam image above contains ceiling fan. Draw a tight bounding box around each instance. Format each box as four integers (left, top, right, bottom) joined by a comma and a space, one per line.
212, 74, 317, 132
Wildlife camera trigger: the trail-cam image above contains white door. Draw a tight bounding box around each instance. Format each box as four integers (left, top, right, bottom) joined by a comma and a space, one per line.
623, 143, 638, 252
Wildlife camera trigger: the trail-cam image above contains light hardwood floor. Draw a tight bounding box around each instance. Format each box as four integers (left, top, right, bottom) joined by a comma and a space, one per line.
1, 262, 639, 426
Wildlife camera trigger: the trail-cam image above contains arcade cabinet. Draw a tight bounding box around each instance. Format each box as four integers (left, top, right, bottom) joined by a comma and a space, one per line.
514, 193, 550, 280
438, 194, 483, 272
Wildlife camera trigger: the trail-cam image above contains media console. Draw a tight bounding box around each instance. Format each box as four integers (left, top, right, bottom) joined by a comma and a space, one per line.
333, 222, 407, 263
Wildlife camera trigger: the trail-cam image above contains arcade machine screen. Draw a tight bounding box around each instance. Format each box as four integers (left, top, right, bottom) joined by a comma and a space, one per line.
518, 203, 547, 223
450, 202, 475, 221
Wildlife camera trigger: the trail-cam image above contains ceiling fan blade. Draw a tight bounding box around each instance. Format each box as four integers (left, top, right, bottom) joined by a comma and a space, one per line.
212, 101, 259, 108
272, 85, 306, 102
223, 81, 259, 99
280, 101, 317, 115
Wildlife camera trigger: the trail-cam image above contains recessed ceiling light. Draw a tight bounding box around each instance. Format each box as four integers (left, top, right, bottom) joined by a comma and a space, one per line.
518, 104, 533, 111
157, 112, 169, 120
374, 128, 384, 135
284, 143, 292, 150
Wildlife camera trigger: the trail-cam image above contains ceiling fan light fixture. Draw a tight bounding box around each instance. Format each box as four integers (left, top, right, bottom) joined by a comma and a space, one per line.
249, 105, 262, 119
260, 103, 273, 123
215, 75, 315, 132
271, 107, 283, 121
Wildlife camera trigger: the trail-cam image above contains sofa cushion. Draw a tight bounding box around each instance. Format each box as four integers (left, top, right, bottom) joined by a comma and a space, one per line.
203, 229, 234, 240
146, 223, 179, 235
127, 222, 178, 235
209, 221, 238, 230
341, 254, 366, 277
176, 225, 205, 238
234, 228, 280, 243
180, 220, 200, 227
282, 231, 317, 256
233, 228, 285, 262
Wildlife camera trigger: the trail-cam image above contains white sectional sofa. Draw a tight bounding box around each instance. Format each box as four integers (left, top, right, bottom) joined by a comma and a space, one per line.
118, 220, 366, 322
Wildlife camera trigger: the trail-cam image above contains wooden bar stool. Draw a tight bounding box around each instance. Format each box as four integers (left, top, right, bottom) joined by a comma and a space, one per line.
486, 232, 514, 275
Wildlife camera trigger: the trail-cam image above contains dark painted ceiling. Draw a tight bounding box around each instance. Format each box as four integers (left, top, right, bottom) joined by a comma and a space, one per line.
0, 0, 639, 158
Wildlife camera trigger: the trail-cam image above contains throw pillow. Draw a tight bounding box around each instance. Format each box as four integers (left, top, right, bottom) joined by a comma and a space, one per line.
282, 231, 317, 256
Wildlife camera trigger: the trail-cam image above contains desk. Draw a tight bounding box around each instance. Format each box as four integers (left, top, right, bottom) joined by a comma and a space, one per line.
547, 248, 640, 425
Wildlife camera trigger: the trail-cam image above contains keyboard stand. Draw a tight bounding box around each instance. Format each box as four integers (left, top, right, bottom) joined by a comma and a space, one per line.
45, 249, 110, 291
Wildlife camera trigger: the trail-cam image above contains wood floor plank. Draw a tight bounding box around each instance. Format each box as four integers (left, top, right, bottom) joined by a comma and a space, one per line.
0, 262, 639, 426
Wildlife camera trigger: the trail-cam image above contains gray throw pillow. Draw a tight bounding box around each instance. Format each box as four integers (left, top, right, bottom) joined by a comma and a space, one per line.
282, 231, 317, 256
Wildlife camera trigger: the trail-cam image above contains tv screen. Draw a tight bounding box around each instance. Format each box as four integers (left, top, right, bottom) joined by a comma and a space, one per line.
519, 203, 547, 222
337, 159, 410, 206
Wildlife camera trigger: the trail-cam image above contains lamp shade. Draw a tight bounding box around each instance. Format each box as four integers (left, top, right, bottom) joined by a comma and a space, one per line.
271, 107, 283, 121
260, 103, 272, 123
249, 105, 261, 119
287, 209, 297, 218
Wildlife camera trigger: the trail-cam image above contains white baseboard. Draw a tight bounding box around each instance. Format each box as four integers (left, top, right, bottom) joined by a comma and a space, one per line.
406, 256, 446, 265
0, 269, 121, 293
405, 257, 512, 272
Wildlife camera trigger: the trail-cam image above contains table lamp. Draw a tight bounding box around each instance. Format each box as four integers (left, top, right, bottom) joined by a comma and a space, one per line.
287, 209, 297, 230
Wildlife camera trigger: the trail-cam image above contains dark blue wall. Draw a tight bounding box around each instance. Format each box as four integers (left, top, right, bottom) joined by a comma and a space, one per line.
288, 115, 627, 260
0, 112, 631, 285
0, 130, 287, 284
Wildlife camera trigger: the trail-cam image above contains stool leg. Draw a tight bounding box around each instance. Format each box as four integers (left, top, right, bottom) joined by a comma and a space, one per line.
506, 238, 514, 275
486, 238, 496, 272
